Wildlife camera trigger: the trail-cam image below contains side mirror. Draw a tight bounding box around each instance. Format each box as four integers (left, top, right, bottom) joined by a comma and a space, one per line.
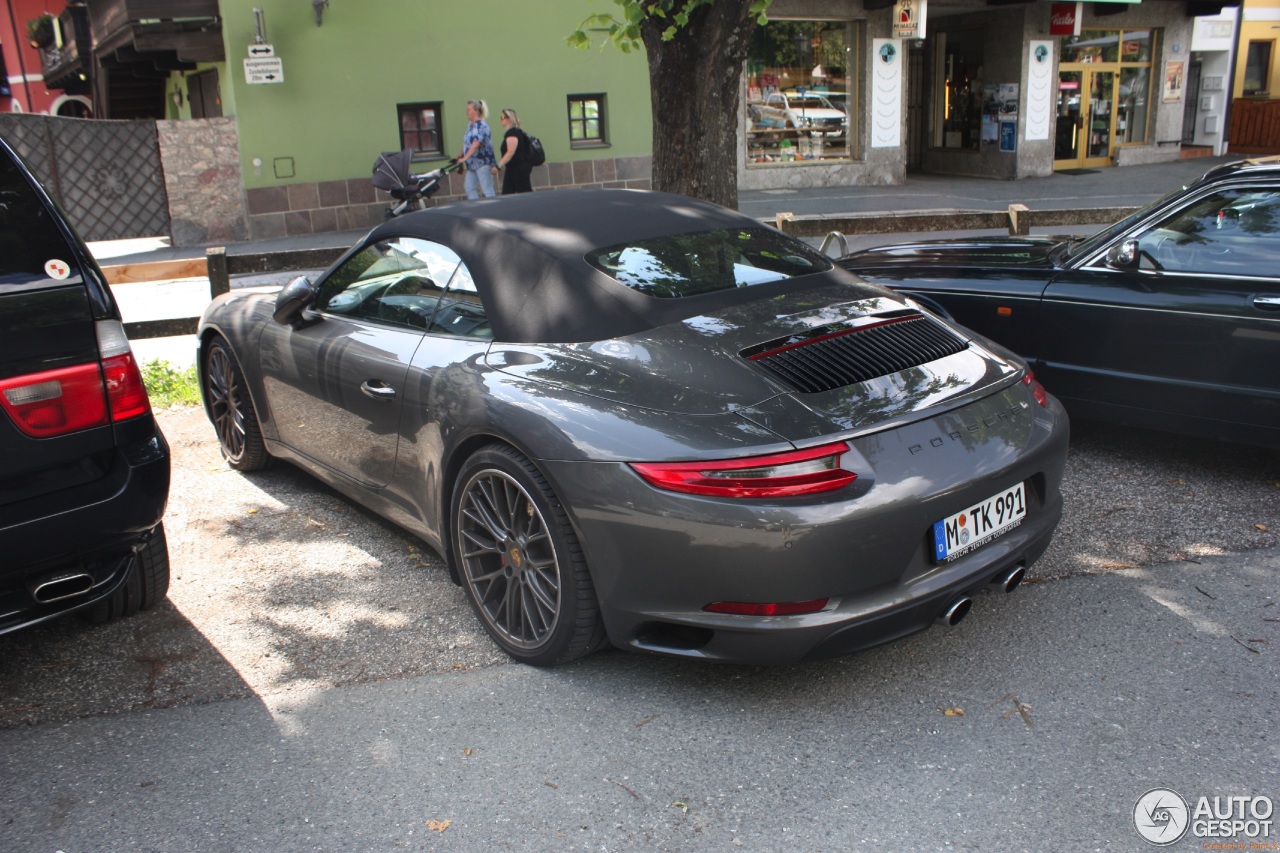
273, 276, 317, 326
1105, 240, 1140, 270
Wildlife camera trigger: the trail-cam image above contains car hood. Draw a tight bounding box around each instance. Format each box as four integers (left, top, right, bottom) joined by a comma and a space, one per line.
840, 237, 1062, 271
487, 282, 1023, 434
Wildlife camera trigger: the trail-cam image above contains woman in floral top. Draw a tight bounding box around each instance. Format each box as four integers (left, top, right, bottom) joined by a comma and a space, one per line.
457, 99, 497, 200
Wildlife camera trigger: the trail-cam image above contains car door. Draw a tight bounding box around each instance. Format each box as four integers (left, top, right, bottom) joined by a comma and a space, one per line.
385, 255, 495, 536
1040, 182, 1280, 434
259, 236, 462, 487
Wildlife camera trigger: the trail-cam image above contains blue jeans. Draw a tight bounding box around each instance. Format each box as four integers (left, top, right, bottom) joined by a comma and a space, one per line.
465, 167, 496, 199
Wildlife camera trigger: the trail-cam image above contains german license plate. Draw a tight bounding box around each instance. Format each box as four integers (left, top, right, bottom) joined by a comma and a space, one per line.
932, 482, 1027, 563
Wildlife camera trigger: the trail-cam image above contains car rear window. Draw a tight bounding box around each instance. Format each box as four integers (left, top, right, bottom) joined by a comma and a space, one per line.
0, 149, 80, 294
586, 227, 832, 298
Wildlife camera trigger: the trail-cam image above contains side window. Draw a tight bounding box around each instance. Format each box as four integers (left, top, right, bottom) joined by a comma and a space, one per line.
397, 102, 444, 160
0, 149, 81, 292
317, 237, 460, 331
567, 93, 607, 148
428, 260, 492, 339
1135, 188, 1280, 276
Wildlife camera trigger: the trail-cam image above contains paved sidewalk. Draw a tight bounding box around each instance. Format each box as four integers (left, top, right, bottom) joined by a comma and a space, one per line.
738, 154, 1236, 219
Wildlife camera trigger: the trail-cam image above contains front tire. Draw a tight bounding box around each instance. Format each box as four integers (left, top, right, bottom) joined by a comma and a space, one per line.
451, 445, 605, 666
203, 336, 270, 472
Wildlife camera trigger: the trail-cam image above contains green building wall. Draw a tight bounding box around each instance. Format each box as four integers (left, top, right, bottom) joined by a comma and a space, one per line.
198, 0, 654, 238
223, 1, 651, 183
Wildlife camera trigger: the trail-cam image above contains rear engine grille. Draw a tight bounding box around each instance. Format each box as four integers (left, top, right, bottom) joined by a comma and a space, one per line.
745, 314, 968, 394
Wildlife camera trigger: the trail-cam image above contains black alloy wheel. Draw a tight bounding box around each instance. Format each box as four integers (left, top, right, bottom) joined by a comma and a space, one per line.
203, 337, 270, 472
452, 445, 605, 666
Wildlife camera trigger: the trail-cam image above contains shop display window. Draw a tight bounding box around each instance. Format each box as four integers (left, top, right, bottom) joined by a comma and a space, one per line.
745, 20, 860, 166
1057, 29, 1157, 161
932, 30, 984, 150
1062, 29, 1153, 64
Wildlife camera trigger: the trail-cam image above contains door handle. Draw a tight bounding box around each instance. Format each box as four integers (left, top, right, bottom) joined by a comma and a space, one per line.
360, 380, 397, 400
1254, 295, 1280, 311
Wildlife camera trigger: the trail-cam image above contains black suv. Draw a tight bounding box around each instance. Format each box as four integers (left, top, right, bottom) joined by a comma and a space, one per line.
0, 135, 170, 634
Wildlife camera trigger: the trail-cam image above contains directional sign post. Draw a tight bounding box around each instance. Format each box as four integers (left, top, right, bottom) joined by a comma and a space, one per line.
244, 57, 284, 85
244, 44, 283, 84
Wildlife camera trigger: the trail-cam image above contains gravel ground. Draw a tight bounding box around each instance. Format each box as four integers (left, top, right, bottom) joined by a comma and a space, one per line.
0, 405, 1276, 729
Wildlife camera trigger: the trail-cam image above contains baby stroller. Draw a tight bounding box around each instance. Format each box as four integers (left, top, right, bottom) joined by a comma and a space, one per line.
371, 149, 461, 218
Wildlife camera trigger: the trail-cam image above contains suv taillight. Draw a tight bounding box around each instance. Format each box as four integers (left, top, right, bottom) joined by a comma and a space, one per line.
0, 320, 150, 438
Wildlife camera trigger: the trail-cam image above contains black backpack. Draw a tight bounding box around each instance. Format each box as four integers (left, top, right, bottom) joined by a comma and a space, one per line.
524, 132, 546, 166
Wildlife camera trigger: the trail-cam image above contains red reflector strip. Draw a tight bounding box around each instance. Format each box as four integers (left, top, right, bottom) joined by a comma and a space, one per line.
629, 442, 856, 498
704, 598, 830, 616
0, 362, 109, 437
746, 316, 917, 361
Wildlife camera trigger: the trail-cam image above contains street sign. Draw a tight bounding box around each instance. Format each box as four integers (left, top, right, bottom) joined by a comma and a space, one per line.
244, 57, 284, 85
247, 43, 275, 58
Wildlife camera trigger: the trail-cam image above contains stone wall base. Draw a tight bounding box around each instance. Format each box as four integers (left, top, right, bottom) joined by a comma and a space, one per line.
245, 155, 653, 241
1115, 143, 1182, 167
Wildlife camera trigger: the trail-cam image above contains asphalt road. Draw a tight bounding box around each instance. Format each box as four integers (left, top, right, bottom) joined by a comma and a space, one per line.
0, 550, 1276, 851
0, 405, 1277, 851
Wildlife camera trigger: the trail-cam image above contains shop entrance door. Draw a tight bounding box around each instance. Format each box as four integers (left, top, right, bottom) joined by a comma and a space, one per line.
1055, 68, 1116, 169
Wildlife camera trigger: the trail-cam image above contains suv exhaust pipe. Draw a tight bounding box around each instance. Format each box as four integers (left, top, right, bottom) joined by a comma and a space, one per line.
29, 572, 94, 604
991, 565, 1026, 594
937, 596, 973, 627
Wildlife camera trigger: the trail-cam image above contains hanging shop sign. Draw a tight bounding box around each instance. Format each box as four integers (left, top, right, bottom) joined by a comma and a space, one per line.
1049, 2, 1082, 37
893, 0, 926, 40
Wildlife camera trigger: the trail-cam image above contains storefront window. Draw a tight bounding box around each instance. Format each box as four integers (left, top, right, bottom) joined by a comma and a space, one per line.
1057, 29, 1156, 159
1118, 67, 1150, 143
745, 20, 859, 166
1062, 29, 1153, 64
933, 30, 984, 150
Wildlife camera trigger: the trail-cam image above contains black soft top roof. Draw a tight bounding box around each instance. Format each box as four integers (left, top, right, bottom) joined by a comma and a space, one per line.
362, 189, 855, 343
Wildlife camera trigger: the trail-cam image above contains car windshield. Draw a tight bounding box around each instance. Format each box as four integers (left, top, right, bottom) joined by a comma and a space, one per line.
587, 227, 832, 298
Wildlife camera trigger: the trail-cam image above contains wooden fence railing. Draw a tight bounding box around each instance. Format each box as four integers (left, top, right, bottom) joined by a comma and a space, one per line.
1228, 99, 1280, 155
106, 205, 1135, 341
103, 246, 345, 341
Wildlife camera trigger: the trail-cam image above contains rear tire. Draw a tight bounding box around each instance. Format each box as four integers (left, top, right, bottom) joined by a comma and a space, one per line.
83, 523, 170, 624
203, 336, 270, 471
451, 445, 606, 666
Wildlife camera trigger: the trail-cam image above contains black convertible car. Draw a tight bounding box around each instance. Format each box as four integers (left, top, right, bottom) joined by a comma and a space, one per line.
839, 157, 1280, 449
198, 190, 1068, 666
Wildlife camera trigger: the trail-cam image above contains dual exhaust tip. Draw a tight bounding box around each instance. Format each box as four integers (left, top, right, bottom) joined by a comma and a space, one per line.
937, 564, 1026, 627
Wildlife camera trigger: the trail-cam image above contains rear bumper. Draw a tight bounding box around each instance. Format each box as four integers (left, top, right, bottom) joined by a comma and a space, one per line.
540, 393, 1068, 665
0, 430, 170, 635
606, 492, 1058, 665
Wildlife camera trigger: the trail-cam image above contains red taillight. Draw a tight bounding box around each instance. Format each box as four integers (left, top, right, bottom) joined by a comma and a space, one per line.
629, 442, 856, 498
0, 363, 109, 437
0, 321, 151, 438
1022, 371, 1048, 408
704, 599, 830, 616
101, 352, 151, 421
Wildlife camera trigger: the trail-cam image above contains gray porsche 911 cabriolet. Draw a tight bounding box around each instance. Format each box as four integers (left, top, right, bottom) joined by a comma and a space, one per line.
197, 189, 1068, 666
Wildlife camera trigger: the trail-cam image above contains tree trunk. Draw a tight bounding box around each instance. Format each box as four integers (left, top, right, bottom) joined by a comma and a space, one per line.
641, 2, 759, 211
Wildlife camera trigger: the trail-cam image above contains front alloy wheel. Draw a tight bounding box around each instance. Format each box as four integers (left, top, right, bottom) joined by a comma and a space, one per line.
203, 337, 269, 471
